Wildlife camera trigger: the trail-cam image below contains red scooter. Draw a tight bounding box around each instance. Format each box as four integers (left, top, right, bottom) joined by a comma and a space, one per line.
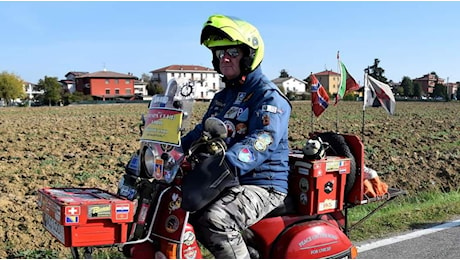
38, 79, 404, 259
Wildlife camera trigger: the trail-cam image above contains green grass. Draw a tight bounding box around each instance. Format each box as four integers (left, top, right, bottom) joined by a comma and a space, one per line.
348, 189, 460, 241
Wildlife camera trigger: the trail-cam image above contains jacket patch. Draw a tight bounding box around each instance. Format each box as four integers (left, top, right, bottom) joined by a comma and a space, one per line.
235, 92, 247, 104
262, 104, 279, 113
236, 108, 249, 121
224, 106, 241, 119
262, 114, 270, 126
238, 147, 255, 163
236, 123, 247, 135
253, 132, 273, 152
224, 120, 236, 138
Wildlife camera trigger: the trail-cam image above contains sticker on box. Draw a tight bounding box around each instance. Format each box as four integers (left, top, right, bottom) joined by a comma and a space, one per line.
326, 161, 340, 172
65, 206, 80, 216
88, 204, 112, 218
319, 199, 337, 211
65, 216, 79, 224
115, 204, 130, 220
43, 213, 65, 244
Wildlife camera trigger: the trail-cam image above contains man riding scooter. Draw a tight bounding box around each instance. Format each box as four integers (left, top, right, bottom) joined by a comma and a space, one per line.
180, 14, 292, 259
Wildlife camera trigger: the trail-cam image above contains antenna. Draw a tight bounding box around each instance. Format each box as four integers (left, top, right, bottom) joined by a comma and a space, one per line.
103, 62, 107, 72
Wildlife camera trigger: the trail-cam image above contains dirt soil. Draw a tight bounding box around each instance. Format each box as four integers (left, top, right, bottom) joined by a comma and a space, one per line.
0, 101, 459, 258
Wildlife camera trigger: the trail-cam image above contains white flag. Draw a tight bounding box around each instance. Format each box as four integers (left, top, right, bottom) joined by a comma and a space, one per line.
363, 73, 396, 115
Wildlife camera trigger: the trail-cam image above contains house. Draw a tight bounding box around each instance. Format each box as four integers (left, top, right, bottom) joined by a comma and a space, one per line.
412, 73, 444, 96
271, 76, 307, 94
74, 70, 138, 100
150, 65, 223, 101
134, 79, 149, 99
60, 71, 88, 93
23, 81, 43, 105
313, 70, 341, 95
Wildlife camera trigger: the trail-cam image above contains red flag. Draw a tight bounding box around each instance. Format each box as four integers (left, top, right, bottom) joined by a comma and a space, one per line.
310, 74, 330, 117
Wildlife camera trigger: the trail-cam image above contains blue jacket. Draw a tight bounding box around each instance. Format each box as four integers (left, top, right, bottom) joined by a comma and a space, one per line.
181, 67, 292, 194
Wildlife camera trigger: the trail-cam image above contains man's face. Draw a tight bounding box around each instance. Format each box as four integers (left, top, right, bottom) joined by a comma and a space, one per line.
215, 47, 243, 80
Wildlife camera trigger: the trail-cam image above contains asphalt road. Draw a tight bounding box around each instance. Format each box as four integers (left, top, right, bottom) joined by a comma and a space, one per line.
356, 219, 460, 258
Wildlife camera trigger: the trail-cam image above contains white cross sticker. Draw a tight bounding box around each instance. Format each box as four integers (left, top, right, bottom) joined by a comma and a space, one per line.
68, 207, 78, 215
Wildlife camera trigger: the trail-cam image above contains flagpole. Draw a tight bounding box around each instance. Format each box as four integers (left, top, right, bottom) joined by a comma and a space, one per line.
309, 72, 313, 134
361, 68, 369, 142
336, 51, 340, 133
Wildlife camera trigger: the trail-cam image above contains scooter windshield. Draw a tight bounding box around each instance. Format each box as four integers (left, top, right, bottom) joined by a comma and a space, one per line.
138, 78, 194, 182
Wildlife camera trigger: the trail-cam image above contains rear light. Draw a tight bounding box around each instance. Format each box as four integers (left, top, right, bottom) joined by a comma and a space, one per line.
350, 246, 358, 259
164, 242, 178, 259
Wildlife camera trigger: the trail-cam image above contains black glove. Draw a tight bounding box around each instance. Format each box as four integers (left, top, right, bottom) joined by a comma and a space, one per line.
181, 153, 239, 212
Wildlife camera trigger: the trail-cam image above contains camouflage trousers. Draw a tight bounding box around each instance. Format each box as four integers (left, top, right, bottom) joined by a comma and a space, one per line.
190, 185, 286, 259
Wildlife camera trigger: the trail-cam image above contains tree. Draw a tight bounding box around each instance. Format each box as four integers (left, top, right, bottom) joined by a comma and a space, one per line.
413, 82, 422, 98
0, 71, 25, 106
279, 69, 290, 78
37, 76, 62, 106
432, 83, 447, 100
456, 82, 460, 100
147, 82, 164, 96
140, 73, 151, 82
400, 76, 414, 97
366, 58, 388, 83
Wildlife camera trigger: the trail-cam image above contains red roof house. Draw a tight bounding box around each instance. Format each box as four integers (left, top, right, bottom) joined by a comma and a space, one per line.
75, 70, 138, 100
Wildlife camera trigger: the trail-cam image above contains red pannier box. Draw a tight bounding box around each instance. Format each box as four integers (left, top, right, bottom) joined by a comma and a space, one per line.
38, 187, 135, 247
289, 154, 351, 215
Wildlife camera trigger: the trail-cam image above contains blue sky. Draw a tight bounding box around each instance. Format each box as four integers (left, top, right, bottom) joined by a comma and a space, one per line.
1, 1, 459, 84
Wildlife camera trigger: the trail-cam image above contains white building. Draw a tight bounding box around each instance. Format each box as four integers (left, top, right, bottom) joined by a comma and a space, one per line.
134, 79, 149, 99
272, 76, 308, 94
150, 65, 223, 101
23, 82, 43, 106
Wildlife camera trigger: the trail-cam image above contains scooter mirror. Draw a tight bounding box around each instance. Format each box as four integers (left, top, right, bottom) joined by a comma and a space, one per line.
204, 117, 228, 139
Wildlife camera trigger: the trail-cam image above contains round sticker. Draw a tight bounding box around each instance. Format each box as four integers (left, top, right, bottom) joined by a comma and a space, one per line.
165, 215, 179, 233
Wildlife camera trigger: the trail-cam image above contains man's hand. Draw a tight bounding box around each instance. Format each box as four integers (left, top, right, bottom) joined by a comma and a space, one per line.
181, 153, 239, 212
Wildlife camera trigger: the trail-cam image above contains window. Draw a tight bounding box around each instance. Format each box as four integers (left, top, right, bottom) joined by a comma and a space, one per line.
126, 88, 132, 94
105, 79, 109, 84
115, 89, 120, 95
105, 89, 110, 95
125, 79, 130, 84
114, 79, 119, 84
213, 82, 216, 89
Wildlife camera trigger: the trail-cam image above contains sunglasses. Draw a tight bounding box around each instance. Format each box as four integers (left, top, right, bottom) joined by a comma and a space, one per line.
215, 47, 240, 60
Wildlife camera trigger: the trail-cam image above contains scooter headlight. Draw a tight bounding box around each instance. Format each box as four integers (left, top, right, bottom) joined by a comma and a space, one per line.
143, 146, 157, 178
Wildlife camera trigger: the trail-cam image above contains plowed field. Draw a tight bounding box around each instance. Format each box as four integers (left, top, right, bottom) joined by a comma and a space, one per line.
0, 101, 458, 258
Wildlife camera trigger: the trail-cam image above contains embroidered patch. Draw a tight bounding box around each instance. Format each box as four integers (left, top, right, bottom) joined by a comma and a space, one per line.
262, 104, 278, 113
257, 132, 274, 146
254, 140, 267, 152
224, 106, 241, 119
235, 92, 247, 104
235, 123, 247, 135
224, 120, 236, 138
238, 148, 255, 163
242, 92, 253, 102
262, 114, 270, 126
236, 108, 249, 121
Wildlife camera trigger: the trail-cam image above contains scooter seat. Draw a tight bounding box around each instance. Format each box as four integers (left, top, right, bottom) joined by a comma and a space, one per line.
264, 194, 298, 218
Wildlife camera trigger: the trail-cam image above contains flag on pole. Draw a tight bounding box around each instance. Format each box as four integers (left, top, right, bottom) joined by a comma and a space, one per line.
335, 61, 360, 105
363, 73, 396, 115
310, 74, 329, 117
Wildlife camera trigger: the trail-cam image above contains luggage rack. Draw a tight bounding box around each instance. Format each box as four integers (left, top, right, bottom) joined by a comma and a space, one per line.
345, 188, 407, 233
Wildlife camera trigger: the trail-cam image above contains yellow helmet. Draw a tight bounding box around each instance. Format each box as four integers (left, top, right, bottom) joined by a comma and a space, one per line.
200, 14, 265, 74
